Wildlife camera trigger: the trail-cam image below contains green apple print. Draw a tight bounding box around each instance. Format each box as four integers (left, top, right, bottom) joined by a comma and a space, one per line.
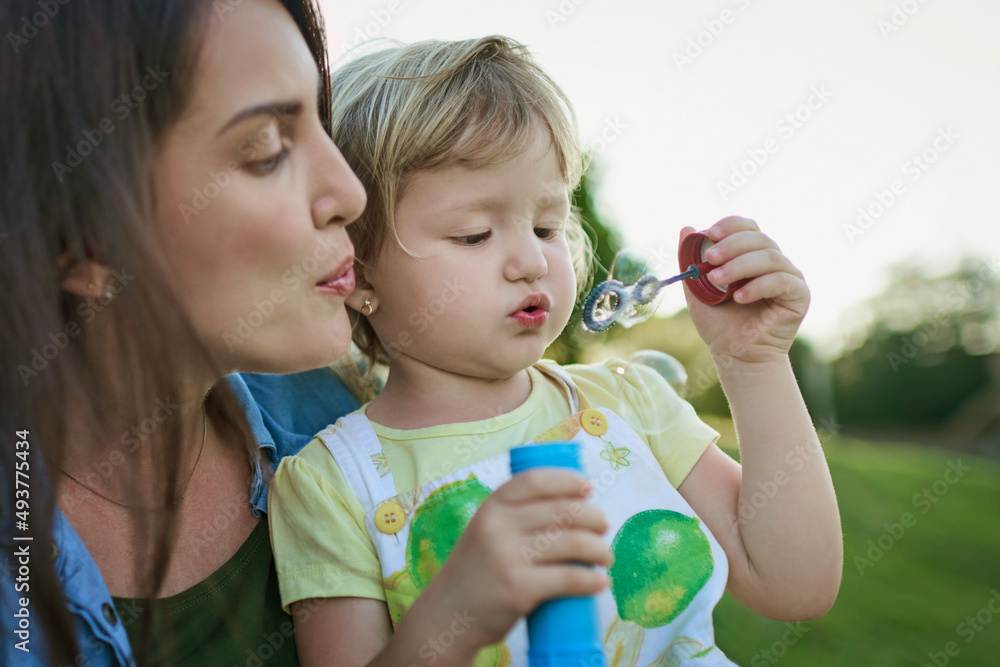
609, 509, 714, 628
406, 474, 492, 591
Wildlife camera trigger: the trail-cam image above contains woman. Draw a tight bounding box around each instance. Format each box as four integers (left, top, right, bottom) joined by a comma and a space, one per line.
2, 2, 614, 664
1, 0, 367, 664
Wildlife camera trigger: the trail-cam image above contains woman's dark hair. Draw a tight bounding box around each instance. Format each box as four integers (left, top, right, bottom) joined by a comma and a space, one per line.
0, 0, 333, 663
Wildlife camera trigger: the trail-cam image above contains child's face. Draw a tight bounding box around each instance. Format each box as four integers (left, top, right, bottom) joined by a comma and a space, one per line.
364, 127, 576, 379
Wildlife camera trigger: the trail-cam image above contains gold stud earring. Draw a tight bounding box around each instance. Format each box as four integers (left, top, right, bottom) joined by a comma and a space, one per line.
360, 298, 374, 316
87, 282, 96, 291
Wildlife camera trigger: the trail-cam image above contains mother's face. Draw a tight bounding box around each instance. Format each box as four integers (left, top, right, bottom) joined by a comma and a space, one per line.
154, 0, 365, 374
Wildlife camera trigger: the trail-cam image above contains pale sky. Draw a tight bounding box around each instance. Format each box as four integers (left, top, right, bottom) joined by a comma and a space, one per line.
319, 0, 1000, 357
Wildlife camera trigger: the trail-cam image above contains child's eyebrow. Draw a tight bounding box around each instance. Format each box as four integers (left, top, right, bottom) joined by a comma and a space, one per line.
445, 196, 509, 214
446, 194, 568, 214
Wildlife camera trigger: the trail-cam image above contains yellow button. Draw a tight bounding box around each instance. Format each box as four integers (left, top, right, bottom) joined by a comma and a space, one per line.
580, 409, 608, 436
374, 501, 405, 534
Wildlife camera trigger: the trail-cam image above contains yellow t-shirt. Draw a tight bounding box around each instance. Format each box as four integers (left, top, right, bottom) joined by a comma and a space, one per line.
268, 359, 719, 612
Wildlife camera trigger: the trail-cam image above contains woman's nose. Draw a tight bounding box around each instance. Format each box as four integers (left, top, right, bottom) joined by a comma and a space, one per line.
313, 136, 366, 228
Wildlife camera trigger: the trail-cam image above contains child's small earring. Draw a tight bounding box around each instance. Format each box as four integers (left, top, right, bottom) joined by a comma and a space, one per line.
360, 298, 374, 316
87, 282, 96, 291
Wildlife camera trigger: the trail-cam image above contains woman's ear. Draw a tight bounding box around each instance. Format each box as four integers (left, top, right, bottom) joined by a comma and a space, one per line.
59, 255, 114, 299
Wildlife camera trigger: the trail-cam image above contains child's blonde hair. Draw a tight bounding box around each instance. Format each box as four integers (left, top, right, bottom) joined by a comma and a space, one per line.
329, 35, 592, 368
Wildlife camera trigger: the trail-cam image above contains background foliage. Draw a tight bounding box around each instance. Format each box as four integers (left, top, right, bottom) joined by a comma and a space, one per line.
548, 165, 1000, 665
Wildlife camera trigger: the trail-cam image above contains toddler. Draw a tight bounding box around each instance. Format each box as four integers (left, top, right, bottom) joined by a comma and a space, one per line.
269, 36, 842, 667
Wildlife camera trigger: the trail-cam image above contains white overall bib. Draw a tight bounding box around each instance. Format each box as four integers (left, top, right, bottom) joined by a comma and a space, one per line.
317, 365, 736, 666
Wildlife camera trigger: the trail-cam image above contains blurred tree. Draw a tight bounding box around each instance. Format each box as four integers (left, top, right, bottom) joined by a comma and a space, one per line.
831, 257, 1000, 436
547, 161, 626, 364
789, 337, 837, 428
574, 306, 836, 422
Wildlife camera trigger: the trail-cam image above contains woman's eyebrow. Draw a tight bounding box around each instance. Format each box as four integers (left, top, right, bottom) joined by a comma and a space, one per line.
215, 100, 303, 138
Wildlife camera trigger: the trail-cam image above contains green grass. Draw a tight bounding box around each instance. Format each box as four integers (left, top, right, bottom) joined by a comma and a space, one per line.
711, 435, 1000, 666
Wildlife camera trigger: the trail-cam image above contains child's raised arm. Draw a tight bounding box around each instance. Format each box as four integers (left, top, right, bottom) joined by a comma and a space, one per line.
675, 216, 843, 621
291, 469, 612, 667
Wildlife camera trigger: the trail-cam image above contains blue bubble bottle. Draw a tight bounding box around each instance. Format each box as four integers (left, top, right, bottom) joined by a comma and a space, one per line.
509, 443, 605, 667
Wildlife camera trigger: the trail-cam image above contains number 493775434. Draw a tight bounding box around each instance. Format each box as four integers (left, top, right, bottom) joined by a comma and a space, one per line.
15, 430, 30, 531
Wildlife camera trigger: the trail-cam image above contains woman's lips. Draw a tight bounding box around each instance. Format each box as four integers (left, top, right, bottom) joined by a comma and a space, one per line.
316, 267, 355, 296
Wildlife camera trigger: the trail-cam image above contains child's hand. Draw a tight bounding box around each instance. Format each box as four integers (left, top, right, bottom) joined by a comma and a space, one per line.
420, 468, 611, 654
680, 217, 809, 365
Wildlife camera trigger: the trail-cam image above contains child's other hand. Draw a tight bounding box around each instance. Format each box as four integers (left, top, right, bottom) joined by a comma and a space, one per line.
680, 217, 809, 365
423, 468, 611, 652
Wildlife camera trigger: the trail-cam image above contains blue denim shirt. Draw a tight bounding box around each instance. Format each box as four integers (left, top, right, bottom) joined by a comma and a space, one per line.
1, 369, 359, 666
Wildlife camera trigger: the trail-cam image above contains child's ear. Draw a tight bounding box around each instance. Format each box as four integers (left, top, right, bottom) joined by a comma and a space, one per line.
346, 289, 377, 315
346, 269, 377, 315
59, 254, 113, 299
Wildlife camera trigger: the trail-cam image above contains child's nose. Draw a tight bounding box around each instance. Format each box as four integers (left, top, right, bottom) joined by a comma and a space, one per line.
504, 234, 548, 283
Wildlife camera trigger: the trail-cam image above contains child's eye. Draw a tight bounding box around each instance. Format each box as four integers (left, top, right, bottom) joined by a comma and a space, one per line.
534, 226, 561, 240
452, 231, 491, 245
246, 145, 290, 176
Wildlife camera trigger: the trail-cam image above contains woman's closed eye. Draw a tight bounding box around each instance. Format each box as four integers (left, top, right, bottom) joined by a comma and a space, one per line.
245, 144, 291, 176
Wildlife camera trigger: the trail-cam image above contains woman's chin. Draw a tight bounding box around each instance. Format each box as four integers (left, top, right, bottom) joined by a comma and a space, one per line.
224, 320, 354, 375
285, 337, 354, 374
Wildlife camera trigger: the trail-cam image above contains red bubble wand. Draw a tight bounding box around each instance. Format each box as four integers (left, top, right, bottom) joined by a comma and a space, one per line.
581, 232, 749, 332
